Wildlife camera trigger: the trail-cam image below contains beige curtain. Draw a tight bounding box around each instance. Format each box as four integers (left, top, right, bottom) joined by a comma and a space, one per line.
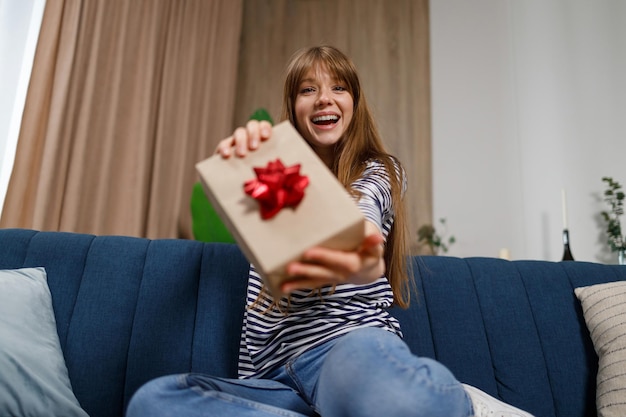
3, 0, 431, 246
235, 0, 432, 251
0, 0, 243, 239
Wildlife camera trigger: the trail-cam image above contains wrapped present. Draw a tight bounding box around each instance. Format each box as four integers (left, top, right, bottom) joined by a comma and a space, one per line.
195, 121, 365, 296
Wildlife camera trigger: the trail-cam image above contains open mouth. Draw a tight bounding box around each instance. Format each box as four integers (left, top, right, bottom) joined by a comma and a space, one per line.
311, 115, 339, 125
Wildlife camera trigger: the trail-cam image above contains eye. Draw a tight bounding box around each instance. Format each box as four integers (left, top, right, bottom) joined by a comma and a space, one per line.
299, 86, 316, 94
333, 85, 348, 92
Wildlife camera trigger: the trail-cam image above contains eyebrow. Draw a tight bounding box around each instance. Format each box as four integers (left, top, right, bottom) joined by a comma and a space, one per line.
298, 76, 343, 85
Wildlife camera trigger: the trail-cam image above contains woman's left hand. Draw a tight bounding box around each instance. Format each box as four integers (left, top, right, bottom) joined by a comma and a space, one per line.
281, 221, 385, 293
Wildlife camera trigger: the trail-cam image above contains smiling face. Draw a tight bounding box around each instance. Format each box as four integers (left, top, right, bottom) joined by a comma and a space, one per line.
294, 64, 354, 166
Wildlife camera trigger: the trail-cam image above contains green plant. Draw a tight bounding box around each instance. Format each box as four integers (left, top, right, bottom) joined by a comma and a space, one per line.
417, 218, 456, 255
190, 182, 235, 243
600, 177, 625, 252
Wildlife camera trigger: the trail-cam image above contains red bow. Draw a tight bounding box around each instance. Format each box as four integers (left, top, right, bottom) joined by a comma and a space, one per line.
244, 159, 310, 219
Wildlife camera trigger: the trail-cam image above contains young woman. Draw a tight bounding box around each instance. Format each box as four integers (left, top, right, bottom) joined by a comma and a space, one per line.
127, 45, 533, 417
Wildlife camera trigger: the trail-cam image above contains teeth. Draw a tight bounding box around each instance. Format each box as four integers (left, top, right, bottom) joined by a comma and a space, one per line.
312, 115, 338, 123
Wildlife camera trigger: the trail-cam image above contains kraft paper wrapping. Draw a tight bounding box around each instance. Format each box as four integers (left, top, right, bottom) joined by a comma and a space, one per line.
196, 121, 365, 296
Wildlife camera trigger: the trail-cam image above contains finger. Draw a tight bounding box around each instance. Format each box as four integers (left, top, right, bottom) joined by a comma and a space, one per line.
301, 235, 383, 274
359, 233, 384, 255
246, 120, 261, 150
286, 259, 346, 281
259, 120, 272, 141
232, 127, 249, 157
215, 136, 234, 158
362, 232, 384, 246
300, 247, 362, 276
362, 221, 383, 246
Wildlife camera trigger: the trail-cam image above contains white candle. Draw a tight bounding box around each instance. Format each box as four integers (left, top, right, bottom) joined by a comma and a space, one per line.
561, 188, 568, 230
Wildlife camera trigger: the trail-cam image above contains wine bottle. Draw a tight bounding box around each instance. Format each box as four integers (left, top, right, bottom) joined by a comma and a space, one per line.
562, 229, 574, 261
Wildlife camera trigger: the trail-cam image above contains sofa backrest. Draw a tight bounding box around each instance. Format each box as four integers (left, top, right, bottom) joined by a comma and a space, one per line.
3, 228, 626, 417
393, 256, 626, 417
1, 229, 249, 417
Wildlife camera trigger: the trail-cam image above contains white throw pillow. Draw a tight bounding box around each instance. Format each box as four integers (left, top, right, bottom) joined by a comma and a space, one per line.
0, 267, 88, 416
575, 280, 626, 417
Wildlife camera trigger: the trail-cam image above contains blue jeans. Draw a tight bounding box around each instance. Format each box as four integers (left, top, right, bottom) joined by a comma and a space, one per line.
126, 328, 472, 417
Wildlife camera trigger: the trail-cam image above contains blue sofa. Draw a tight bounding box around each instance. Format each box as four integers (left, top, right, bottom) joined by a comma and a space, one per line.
2, 228, 625, 417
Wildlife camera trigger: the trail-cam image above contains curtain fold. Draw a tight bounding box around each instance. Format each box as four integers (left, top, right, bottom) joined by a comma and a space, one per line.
1, 0, 243, 239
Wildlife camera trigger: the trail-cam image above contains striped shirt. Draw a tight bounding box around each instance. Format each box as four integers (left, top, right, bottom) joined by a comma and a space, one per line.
238, 159, 404, 379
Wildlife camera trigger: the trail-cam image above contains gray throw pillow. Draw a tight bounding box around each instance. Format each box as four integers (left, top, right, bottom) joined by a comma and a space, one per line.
0, 267, 88, 416
575, 280, 626, 417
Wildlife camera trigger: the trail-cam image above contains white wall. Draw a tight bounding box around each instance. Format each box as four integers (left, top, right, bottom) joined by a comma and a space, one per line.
0, 0, 45, 217
430, 0, 626, 263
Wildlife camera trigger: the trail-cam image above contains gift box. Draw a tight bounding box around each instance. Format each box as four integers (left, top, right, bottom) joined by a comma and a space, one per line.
195, 121, 365, 296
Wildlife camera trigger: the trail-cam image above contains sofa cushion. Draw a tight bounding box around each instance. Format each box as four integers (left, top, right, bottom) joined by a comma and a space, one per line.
0, 267, 88, 417
575, 280, 626, 417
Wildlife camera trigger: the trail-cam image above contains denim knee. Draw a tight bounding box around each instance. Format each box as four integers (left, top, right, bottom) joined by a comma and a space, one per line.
126, 375, 181, 416
316, 328, 470, 417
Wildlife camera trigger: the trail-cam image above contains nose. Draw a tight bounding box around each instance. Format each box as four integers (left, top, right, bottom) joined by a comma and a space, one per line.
316, 88, 333, 106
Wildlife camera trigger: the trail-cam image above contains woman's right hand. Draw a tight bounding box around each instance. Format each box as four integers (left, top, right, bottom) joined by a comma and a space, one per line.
215, 120, 273, 158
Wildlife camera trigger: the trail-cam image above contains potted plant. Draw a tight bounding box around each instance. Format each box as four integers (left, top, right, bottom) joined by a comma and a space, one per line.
417, 218, 455, 255
600, 177, 625, 265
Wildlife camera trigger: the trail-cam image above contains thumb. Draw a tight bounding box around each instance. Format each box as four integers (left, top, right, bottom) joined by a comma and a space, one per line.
360, 233, 384, 256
